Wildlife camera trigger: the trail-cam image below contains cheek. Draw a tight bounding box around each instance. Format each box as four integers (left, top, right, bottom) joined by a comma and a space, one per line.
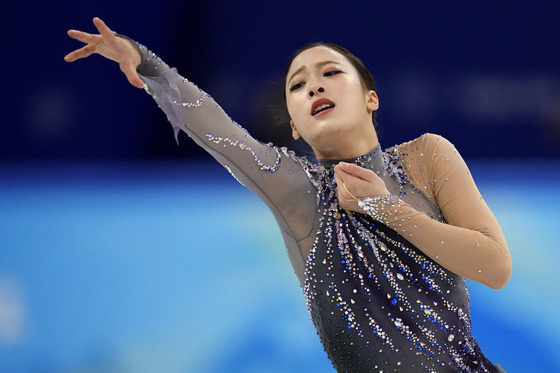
285, 101, 294, 119
285, 97, 301, 119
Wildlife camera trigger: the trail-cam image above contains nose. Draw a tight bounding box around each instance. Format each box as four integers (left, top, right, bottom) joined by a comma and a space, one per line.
309, 87, 325, 97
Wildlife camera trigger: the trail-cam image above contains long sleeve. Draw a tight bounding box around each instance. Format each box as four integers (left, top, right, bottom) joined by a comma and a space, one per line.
133, 42, 319, 283
361, 134, 511, 289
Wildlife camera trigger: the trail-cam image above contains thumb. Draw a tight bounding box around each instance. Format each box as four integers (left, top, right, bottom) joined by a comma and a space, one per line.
121, 62, 144, 89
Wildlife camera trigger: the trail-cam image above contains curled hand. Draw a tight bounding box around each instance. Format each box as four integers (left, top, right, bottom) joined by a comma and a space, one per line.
64, 17, 144, 88
334, 162, 390, 213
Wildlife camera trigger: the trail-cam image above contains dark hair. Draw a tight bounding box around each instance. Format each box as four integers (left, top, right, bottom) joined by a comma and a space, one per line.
283, 42, 378, 127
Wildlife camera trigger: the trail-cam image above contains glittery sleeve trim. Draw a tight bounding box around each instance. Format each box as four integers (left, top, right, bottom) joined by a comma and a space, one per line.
358, 194, 402, 226
135, 41, 168, 78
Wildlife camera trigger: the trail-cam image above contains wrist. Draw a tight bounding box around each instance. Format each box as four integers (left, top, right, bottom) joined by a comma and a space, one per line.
358, 194, 400, 225
114, 33, 142, 67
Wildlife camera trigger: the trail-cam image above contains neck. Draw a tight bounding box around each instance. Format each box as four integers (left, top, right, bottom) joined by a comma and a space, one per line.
314, 129, 379, 161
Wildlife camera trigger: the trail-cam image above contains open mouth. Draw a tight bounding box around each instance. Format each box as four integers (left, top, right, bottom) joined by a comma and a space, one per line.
311, 98, 335, 116
313, 103, 335, 115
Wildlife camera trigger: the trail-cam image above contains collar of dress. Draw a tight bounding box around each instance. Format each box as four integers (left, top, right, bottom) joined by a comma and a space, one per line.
317, 144, 386, 175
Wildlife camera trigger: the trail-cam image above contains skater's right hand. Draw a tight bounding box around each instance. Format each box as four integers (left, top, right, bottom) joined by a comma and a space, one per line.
64, 17, 144, 89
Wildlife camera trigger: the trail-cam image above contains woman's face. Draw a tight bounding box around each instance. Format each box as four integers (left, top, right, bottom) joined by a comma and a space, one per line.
285, 46, 379, 159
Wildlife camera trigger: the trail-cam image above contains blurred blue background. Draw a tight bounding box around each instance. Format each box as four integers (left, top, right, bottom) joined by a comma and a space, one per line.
1, 1, 559, 372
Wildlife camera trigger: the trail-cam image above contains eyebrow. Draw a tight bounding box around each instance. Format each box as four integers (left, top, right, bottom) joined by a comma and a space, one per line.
287, 60, 341, 85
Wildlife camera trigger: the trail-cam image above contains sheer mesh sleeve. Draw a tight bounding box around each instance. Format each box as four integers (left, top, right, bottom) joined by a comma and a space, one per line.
362, 134, 511, 289
134, 42, 319, 283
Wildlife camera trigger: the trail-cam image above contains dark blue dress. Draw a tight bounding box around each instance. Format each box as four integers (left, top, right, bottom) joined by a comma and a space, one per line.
134, 40, 509, 372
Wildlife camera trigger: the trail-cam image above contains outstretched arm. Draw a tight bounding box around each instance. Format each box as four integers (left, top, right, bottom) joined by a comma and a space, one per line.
64, 18, 319, 283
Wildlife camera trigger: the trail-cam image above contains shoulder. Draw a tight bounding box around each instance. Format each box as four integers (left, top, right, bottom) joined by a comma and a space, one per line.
387, 133, 457, 157
385, 134, 463, 181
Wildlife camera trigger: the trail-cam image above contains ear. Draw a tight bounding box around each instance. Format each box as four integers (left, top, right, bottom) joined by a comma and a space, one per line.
290, 120, 301, 140
366, 90, 379, 112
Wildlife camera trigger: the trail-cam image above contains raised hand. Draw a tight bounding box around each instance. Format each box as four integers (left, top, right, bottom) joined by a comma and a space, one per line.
334, 162, 390, 213
64, 17, 144, 88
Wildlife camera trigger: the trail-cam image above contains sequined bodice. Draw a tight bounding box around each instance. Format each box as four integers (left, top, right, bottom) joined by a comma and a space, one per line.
300, 159, 498, 372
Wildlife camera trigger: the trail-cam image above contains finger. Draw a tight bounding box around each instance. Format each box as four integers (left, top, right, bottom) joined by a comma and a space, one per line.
63, 51, 80, 62
121, 62, 144, 89
335, 168, 363, 193
333, 167, 349, 185
336, 162, 377, 182
67, 29, 98, 44
336, 162, 365, 177
64, 45, 96, 62
334, 171, 357, 199
339, 181, 359, 202
334, 163, 360, 181
92, 17, 116, 40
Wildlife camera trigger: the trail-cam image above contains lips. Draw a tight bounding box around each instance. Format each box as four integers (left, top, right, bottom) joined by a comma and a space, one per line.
311, 98, 335, 116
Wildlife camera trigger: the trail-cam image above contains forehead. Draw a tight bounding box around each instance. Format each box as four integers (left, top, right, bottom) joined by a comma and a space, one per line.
287, 46, 349, 76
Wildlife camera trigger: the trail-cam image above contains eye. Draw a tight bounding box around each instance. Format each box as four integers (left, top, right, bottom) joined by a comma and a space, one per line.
324, 70, 343, 77
289, 81, 305, 92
